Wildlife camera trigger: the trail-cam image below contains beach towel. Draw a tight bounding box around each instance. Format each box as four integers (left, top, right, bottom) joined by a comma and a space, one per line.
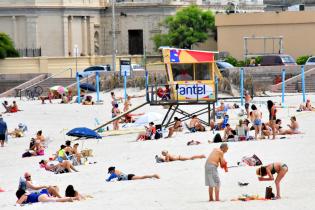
242, 154, 262, 166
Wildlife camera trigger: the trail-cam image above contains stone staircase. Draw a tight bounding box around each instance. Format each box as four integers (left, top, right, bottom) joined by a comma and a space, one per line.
39, 78, 77, 95
271, 67, 315, 93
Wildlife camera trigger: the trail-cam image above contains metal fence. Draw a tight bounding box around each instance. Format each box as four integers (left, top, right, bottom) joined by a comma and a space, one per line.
17, 48, 41, 57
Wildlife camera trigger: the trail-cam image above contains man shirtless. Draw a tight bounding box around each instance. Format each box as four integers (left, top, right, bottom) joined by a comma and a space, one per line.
157, 150, 205, 162
189, 115, 205, 132
205, 143, 228, 201
244, 91, 252, 118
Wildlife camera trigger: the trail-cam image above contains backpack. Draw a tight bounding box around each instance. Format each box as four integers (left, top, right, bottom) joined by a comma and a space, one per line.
154, 125, 162, 139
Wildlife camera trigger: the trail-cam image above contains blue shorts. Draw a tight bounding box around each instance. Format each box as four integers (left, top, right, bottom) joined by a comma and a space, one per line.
254, 119, 262, 126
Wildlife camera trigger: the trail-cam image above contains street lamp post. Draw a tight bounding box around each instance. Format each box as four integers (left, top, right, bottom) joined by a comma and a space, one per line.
74, 44, 79, 74
111, 0, 116, 72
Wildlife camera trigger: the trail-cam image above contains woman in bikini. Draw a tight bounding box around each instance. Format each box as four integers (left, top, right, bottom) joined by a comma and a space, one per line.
158, 150, 206, 162
256, 162, 288, 199
112, 103, 121, 130
267, 100, 277, 139
165, 117, 183, 138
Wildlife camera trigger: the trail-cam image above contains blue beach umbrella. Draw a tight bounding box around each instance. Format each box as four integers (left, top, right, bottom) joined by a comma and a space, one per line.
66, 127, 101, 139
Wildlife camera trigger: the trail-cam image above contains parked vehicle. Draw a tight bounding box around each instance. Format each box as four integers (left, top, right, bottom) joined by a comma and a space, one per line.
131, 64, 145, 71
216, 61, 234, 77
79, 65, 111, 77
260, 55, 297, 66
305, 56, 315, 65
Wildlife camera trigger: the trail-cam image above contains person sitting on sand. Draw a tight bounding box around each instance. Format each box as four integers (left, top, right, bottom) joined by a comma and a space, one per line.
82, 96, 94, 105
10, 101, 21, 113
274, 119, 284, 135
16, 188, 79, 204
60, 93, 69, 104
188, 115, 205, 132
156, 150, 206, 162
9, 128, 24, 138
39, 159, 78, 173
280, 116, 301, 135
136, 122, 156, 141
40, 91, 53, 104
64, 141, 82, 164
19, 172, 62, 198
298, 99, 313, 111
205, 143, 229, 202
235, 119, 249, 141
256, 162, 288, 199
223, 124, 234, 141
106, 166, 160, 182
261, 123, 272, 139
56, 145, 67, 162
35, 130, 45, 144
165, 117, 183, 138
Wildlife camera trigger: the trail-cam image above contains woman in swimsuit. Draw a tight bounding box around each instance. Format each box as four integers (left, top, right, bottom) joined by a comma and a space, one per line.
165, 117, 183, 138
159, 150, 206, 162
112, 103, 121, 130
256, 162, 288, 199
16, 188, 77, 204
106, 166, 160, 182
267, 100, 277, 139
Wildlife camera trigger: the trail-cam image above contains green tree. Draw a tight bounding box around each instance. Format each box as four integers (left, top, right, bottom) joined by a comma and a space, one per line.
0, 33, 19, 59
296, 55, 311, 65
153, 5, 215, 50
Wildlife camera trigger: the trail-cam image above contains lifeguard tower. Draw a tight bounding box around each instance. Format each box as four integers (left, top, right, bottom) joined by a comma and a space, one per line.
146, 48, 221, 128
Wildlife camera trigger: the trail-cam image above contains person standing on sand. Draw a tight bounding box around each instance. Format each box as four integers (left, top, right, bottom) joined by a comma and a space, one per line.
267, 100, 277, 140
205, 143, 228, 201
245, 91, 252, 118
256, 162, 288, 199
0, 114, 8, 147
251, 104, 262, 140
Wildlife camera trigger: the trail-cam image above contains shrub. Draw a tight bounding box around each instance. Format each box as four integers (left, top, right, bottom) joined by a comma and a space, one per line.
296, 55, 311, 65
0, 33, 19, 59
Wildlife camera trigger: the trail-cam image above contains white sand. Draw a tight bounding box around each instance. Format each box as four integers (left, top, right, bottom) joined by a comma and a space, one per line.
1, 90, 315, 210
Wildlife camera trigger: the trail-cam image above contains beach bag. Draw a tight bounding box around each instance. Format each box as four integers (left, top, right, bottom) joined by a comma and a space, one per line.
213, 133, 222, 143
265, 186, 275, 199
22, 151, 32, 158
154, 125, 162, 139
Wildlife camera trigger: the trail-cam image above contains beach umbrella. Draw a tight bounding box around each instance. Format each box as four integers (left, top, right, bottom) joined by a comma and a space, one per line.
66, 127, 102, 139
134, 112, 163, 125
80, 83, 96, 92
50, 85, 68, 94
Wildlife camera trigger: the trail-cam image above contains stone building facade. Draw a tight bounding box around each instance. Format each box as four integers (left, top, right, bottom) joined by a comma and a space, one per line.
0, 0, 264, 57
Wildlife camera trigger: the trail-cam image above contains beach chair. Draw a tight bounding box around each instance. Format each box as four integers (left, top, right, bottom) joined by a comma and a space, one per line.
214, 115, 229, 130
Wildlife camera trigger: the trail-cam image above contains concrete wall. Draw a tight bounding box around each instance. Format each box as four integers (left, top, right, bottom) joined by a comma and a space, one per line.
216, 11, 315, 60
0, 55, 163, 78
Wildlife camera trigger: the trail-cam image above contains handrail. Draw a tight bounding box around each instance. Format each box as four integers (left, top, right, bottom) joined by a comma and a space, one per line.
20, 67, 72, 93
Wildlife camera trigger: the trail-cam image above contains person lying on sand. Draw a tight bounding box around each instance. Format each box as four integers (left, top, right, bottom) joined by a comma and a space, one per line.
156, 150, 206, 162
280, 116, 301, 135
16, 188, 79, 205
106, 166, 160, 181
19, 172, 62, 198
65, 185, 91, 200
256, 162, 288, 199
39, 159, 78, 173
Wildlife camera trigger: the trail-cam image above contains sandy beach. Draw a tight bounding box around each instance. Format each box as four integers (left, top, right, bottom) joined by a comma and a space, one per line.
0, 89, 315, 210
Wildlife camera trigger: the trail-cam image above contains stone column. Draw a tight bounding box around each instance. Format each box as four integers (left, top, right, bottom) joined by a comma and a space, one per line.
63, 16, 69, 56
26, 16, 39, 48
89, 16, 95, 56
68, 16, 73, 56
82, 16, 88, 56
12, 16, 18, 47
